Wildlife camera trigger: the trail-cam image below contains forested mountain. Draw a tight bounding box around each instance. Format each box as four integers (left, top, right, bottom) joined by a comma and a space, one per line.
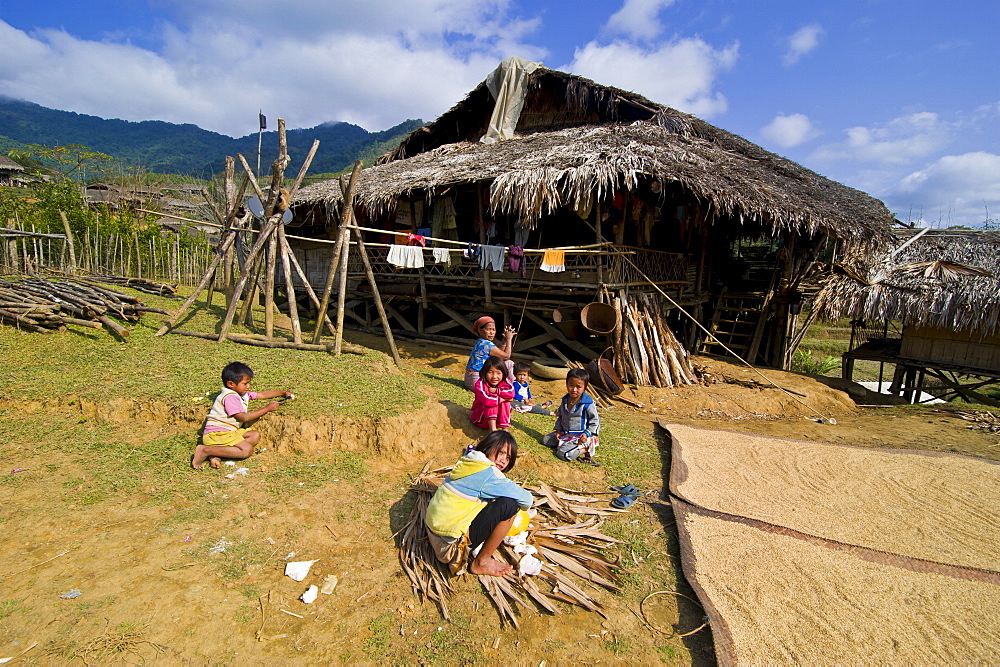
0, 97, 423, 178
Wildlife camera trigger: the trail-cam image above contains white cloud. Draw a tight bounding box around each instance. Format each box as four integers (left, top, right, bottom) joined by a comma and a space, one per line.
604, 0, 677, 41
811, 112, 950, 166
566, 38, 738, 118
0, 2, 544, 136
782, 23, 823, 67
886, 152, 1000, 226
760, 113, 819, 149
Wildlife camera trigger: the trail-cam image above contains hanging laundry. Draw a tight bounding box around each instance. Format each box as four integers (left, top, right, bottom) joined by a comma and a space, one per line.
406, 233, 426, 247
479, 244, 505, 271
386, 244, 424, 269
507, 246, 526, 276
431, 247, 452, 267
463, 243, 481, 261
484, 220, 497, 240
540, 249, 566, 273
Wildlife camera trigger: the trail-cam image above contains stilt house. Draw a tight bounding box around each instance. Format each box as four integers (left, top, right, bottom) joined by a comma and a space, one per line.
815, 228, 1000, 405
291, 58, 894, 377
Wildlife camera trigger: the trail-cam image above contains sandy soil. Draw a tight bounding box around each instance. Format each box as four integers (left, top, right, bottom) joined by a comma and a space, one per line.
1, 337, 996, 665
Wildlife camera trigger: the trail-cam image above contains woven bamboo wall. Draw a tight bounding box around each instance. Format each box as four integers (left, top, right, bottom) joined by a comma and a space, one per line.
900, 325, 1000, 373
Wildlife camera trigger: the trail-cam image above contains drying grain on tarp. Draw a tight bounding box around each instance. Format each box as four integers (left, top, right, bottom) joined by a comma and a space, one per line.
665, 421, 1000, 571
664, 421, 1000, 664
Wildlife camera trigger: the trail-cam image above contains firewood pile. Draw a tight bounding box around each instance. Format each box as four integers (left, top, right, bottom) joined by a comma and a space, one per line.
83, 273, 177, 297
0, 277, 169, 338
616, 292, 698, 387
399, 464, 623, 627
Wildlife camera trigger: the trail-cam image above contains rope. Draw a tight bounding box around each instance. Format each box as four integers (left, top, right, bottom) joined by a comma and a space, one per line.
621, 253, 829, 420
515, 227, 543, 332
575, 215, 830, 421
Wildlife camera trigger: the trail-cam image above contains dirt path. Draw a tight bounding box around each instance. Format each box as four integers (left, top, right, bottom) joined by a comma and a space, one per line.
1, 338, 996, 665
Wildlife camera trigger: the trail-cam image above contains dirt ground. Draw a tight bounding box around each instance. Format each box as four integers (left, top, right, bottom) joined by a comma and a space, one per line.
2, 334, 997, 665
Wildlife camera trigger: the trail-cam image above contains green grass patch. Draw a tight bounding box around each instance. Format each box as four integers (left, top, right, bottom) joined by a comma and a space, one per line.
415, 617, 483, 665
363, 613, 394, 657
0, 283, 429, 419
0, 599, 28, 620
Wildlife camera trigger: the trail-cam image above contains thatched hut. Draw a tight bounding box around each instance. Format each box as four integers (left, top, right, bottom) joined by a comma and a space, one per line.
291, 58, 895, 374
814, 228, 1000, 404
0, 155, 25, 186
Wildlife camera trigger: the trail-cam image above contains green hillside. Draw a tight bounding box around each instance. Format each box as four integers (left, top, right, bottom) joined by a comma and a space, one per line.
0, 97, 422, 178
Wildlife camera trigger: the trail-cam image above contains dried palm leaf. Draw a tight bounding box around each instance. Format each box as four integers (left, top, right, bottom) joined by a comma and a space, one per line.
399, 466, 623, 625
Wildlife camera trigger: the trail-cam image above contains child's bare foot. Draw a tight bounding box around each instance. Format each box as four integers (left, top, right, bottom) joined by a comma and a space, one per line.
191, 446, 209, 470
470, 557, 512, 577
208, 456, 222, 469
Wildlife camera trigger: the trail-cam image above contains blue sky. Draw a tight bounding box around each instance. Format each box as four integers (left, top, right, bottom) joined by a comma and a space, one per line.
1, 0, 998, 227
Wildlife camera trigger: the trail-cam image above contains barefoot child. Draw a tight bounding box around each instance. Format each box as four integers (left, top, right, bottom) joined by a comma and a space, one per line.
511, 361, 556, 416
425, 431, 534, 576
470, 356, 515, 431
542, 368, 601, 465
192, 361, 293, 469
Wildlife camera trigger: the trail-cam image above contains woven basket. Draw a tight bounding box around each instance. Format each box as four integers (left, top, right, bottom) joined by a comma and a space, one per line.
581, 302, 620, 335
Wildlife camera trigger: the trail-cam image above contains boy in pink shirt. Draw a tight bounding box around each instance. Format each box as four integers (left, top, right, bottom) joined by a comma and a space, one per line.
192, 361, 293, 469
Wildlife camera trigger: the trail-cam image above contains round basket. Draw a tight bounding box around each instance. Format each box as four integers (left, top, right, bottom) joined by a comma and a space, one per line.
580, 302, 620, 335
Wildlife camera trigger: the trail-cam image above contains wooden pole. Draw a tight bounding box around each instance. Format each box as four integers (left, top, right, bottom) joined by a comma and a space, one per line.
154, 229, 238, 335
277, 227, 338, 336
348, 223, 402, 367
58, 211, 77, 273
277, 223, 302, 343
311, 160, 362, 345
333, 216, 351, 354
264, 222, 277, 337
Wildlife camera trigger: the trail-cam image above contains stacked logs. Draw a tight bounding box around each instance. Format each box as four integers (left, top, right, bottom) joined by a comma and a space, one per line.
615, 292, 698, 387
83, 273, 177, 297
0, 277, 169, 338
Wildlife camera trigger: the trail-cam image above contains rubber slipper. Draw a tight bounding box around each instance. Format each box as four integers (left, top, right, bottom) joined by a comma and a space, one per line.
611, 492, 638, 509
610, 484, 636, 495
579, 456, 601, 467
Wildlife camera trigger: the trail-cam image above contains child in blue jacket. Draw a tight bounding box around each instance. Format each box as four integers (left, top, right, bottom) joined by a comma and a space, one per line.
542, 368, 600, 465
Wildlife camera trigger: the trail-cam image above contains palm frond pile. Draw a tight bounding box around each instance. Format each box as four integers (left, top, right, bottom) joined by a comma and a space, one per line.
398, 465, 624, 627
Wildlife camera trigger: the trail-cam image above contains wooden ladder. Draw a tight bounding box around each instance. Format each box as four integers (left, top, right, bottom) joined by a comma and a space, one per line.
700, 292, 766, 358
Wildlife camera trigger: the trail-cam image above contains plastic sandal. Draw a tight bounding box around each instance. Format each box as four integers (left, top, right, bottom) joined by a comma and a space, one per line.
611, 484, 637, 495
611, 492, 638, 509
580, 456, 601, 467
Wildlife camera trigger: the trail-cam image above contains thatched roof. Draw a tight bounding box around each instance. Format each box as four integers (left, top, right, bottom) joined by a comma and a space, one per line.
0, 155, 25, 172
814, 228, 1000, 335
295, 66, 894, 243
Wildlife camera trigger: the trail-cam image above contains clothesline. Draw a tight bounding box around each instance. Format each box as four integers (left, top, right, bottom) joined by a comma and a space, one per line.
143, 211, 629, 255
342, 240, 631, 255
346, 223, 615, 253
